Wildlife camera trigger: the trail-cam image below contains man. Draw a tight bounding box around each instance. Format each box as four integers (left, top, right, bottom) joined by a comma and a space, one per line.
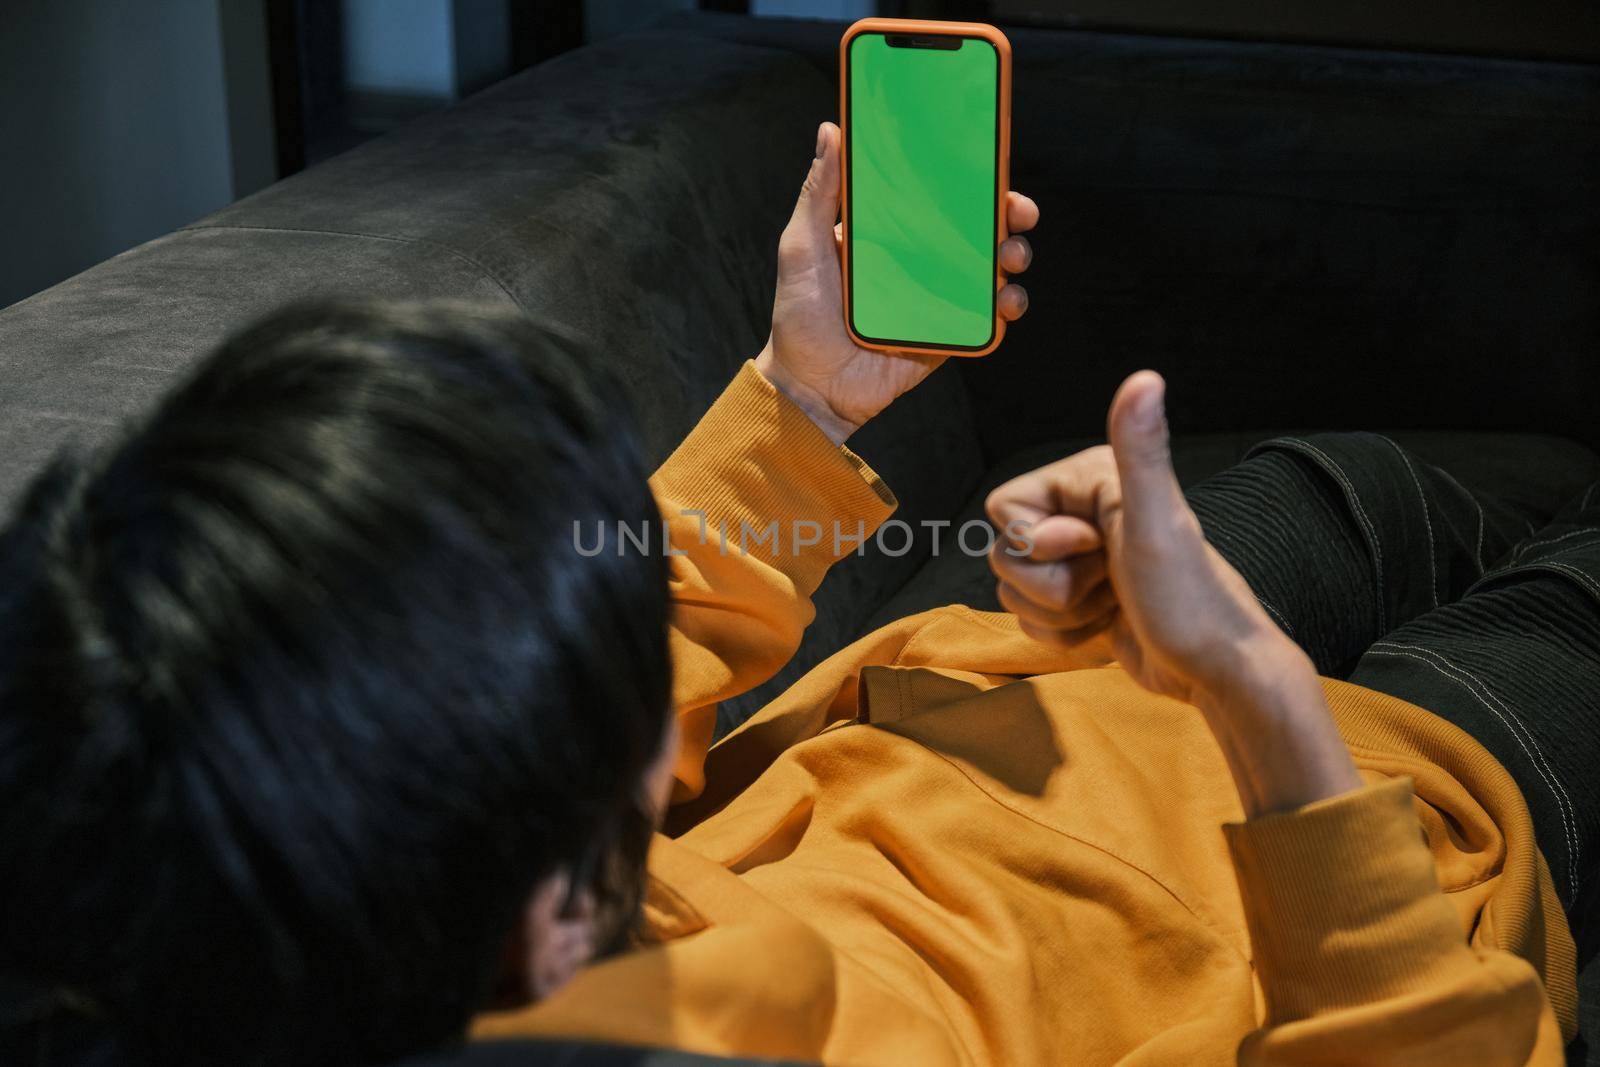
0, 300, 680, 1064
0, 120, 1587, 1064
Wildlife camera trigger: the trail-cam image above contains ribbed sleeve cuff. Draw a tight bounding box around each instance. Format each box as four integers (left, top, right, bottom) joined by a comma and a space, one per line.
1224, 777, 1476, 1023
650, 362, 898, 595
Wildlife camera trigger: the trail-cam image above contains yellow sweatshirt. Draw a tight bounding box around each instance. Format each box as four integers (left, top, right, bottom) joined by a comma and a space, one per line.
474, 363, 1578, 1065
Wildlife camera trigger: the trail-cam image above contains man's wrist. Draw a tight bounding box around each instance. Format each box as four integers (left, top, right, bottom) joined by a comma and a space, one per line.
1193, 633, 1363, 818
753, 345, 860, 446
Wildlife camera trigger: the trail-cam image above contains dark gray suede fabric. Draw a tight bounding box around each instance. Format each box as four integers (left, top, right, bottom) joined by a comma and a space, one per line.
0, 227, 516, 506
187, 30, 830, 461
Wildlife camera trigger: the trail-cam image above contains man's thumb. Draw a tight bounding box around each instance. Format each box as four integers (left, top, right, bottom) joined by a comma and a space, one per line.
1107, 371, 1186, 532
793, 122, 841, 236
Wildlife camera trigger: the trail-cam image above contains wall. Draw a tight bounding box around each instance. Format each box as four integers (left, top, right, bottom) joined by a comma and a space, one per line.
584, 0, 695, 45
752, 0, 873, 17
338, 0, 511, 119
341, 0, 456, 96
0, 0, 274, 310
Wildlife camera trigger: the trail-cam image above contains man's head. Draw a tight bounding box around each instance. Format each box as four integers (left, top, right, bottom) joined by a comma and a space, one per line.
0, 302, 674, 1064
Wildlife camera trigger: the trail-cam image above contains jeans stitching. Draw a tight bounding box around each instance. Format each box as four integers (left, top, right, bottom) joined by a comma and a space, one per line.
1541, 560, 1600, 606
1514, 528, 1600, 564
1284, 439, 1388, 633
1542, 539, 1600, 566
1379, 436, 1440, 608
1472, 560, 1600, 623
1366, 642, 1580, 898
1366, 641, 1579, 898
1473, 494, 1485, 575
1255, 595, 1296, 637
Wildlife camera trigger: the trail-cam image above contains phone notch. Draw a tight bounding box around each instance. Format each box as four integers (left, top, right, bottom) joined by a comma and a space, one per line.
885, 34, 961, 50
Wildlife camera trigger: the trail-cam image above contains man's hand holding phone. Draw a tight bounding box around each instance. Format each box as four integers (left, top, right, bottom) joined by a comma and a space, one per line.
755, 121, 1038, 445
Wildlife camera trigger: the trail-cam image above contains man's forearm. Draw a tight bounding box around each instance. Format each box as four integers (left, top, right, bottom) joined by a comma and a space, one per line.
754, 344, 860, 445
1192, 632, 1363, 819
652, 361, 898, 802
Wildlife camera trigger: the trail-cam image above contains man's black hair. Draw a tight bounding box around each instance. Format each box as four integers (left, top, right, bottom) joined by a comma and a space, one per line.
0, 302, 673, 1064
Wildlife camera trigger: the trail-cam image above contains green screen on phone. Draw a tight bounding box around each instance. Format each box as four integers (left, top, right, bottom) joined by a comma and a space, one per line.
848, 33, 999, 349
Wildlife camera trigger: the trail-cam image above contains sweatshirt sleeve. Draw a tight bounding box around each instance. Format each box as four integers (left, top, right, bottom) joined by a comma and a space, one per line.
649, 362, 896, 803
1226, 776, 1567, 1065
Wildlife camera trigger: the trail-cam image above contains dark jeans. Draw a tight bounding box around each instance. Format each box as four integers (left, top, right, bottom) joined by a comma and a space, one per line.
1186, 434, 1600, 942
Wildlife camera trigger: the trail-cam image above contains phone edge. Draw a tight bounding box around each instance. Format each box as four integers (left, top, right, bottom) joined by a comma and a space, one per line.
838, 18, 1013, 359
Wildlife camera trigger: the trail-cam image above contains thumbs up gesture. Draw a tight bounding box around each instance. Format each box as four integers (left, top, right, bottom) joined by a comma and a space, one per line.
986, 371, 1361, 815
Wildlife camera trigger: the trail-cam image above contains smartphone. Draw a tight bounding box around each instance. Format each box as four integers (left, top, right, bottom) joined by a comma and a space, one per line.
840, 19, 1012, 357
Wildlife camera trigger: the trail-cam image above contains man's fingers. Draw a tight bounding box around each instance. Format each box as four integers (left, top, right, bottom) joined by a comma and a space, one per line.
1106, 371, 1189, 542
997, 580, 1058, 627
991, 551, 1111, 619
999, 283, 1029, 321
998, 580, 1114, 632
986, 446, 1118, 540
1017, 608, 1117, 650
1006, 191, 1040, 233
792, 122, 841, 240
1022, 513, 1101, 560
1000, 235, 1033, 274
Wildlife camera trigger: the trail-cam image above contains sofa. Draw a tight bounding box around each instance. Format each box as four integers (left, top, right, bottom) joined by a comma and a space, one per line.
1, 12, 1596, 1064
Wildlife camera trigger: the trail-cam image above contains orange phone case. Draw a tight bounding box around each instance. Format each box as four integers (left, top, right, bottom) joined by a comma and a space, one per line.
839, 18, 1013, 358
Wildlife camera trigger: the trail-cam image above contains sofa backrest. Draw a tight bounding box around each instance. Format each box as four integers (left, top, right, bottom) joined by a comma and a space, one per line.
0, 29, 835, 513
0, 24, 990, 716
686, 13, 1600, 460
